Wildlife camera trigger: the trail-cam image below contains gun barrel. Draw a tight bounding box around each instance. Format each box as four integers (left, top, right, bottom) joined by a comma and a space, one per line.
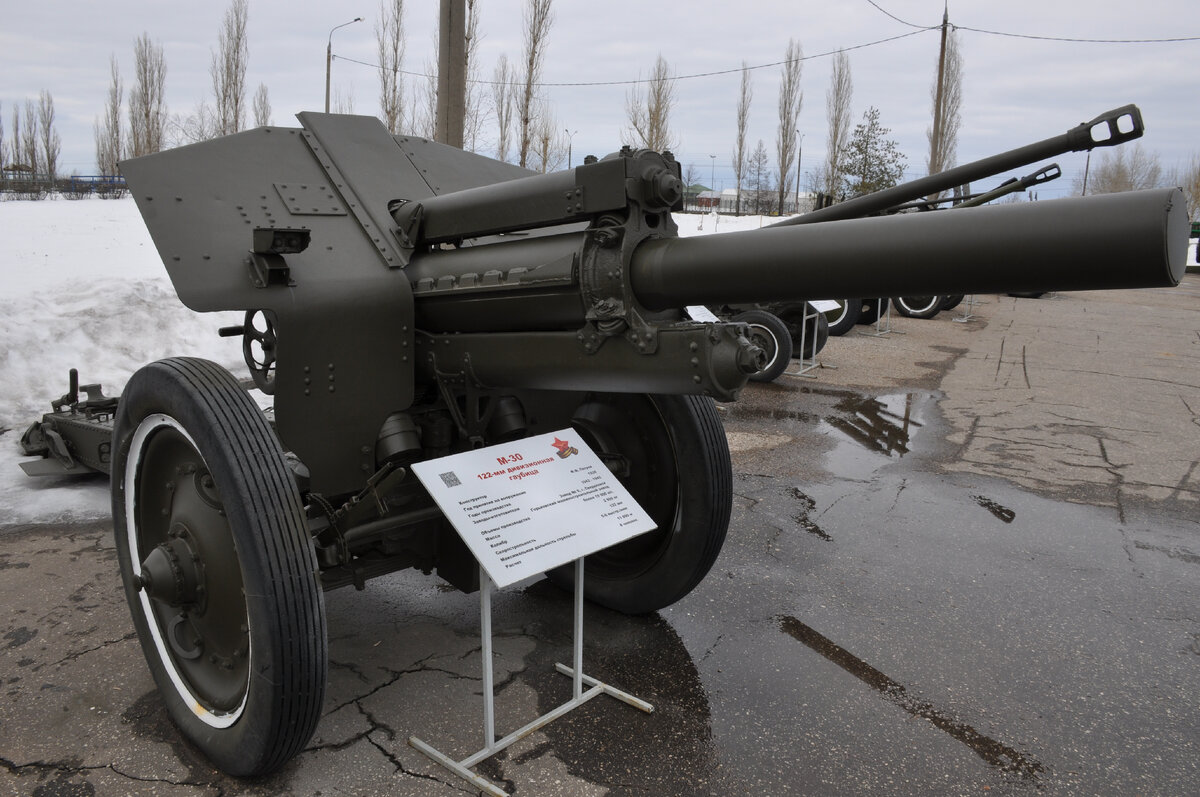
774, 105, 1144, 225
631, 188, 1188, 310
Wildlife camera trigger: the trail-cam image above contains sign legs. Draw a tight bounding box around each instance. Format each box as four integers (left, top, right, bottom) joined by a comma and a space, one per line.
408, 559, 654, 796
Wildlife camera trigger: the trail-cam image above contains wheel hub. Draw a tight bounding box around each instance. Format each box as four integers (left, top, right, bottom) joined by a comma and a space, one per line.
137, 524, 206, 609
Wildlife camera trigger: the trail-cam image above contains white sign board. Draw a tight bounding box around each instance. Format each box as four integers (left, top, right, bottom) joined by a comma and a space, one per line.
411, 430, 657, 589
810, 300, 841, 313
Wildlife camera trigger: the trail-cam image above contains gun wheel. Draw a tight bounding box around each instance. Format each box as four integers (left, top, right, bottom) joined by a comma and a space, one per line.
893, 295, 944, 319
940, 294, 965, 312
732, 310, 792, 382
550, 393, 731, 614
822, 299, 861, 336
111, 358, 326, 777
857, 298, 889, 325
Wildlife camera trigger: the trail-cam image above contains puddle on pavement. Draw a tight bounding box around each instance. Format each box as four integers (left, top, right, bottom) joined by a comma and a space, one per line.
819, 391, 937, 481
726, 386, 939, 478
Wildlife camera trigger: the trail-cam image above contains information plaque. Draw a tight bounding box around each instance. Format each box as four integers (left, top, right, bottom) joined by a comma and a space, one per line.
411, 429, 656, 588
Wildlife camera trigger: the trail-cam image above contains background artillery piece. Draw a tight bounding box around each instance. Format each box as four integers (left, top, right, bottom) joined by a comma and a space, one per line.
18, 104, 1189, 776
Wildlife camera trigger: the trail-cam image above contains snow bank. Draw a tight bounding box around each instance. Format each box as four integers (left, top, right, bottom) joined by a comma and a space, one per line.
1, 197, 246, 524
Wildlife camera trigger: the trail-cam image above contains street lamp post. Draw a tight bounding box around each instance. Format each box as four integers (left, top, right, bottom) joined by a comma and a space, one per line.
709, 155, 716, 211
326, 17, 363, 113
565, 129, 578, 168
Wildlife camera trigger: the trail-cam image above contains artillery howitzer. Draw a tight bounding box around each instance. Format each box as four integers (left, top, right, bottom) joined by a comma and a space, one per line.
19, 105, 1188, 776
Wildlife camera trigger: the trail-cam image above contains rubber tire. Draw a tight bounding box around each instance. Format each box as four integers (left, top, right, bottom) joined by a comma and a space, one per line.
940, 295, 964, 312
857, 298, 889, 325
893, 296, 943, 319
549, 393, 731, 615
111, 358, 326, 777
823, 300, 861, 337
732, 310, 792, 382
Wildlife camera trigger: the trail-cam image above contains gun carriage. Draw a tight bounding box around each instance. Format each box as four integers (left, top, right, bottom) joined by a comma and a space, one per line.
19, 104, 1189, 775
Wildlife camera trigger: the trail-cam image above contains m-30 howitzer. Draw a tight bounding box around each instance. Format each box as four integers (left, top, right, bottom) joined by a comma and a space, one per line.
19, 104, 1188, 776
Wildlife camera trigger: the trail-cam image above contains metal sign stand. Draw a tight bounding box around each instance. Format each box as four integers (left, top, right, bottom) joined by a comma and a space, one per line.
787, 302, 837, 379
859, 299, 903, 338
409, 558, 653, 797
953, 294, 978, 323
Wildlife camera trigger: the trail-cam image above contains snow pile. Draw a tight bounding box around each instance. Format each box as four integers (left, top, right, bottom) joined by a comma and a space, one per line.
1, 197, 246, 524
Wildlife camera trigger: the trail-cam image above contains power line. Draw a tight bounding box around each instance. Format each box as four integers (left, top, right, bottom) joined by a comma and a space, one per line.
333, 6, 1200, 91
864, 0, 930, 31
333, 28, 934, 88
953, 25, 1200, 44
865, 0, 1200, 43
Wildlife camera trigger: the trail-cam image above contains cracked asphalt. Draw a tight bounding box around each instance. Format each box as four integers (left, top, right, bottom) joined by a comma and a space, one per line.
3, 277, 1198, 795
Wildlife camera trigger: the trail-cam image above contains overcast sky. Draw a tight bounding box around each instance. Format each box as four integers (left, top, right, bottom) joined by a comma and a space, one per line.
3, 1, 1197, 199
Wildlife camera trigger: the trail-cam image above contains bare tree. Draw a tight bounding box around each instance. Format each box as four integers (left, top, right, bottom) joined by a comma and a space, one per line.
172, 102, 218, 145
129, 33, 168, 157
624, 54, 677, 152
21, 99, 40, 178
8, 104, 20, 172
211, 0, 249, 136
1076, 143, 1163, 195
491, 54, 516, 161
822, 49, 852, 200
253, 83, 271, 127
0, 102, 6, 174
518, 0, 554, 168
1176, 153, 1200, 222
333, 86, 357, 115
94, 55, 123, 175
529, 107, 564, 173
463, 0, 486, 152
377, 0, 406, 134
38, 91, 61, 185
731, 62, 752, 215
775, 39, 803, 214
406, 56, 437, 138
926, 14, 963, 196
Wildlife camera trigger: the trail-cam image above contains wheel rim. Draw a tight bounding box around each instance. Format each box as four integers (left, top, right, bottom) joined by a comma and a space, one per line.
570, 396, 678, 580
743, 323, 780, 372
823, 300, 850, 327
900, 296, 940, 315
126, 414, 250, 729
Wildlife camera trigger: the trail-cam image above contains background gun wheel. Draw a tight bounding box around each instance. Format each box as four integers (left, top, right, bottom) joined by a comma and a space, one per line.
857, 298, 889, 325
822, 299, 861, 336
732, 310, 792, 382
775, 303, 830, 358
893, 295, 944, 319
111, 357, 326, 777
548, 393, 731, 614
940, 294, 965, 311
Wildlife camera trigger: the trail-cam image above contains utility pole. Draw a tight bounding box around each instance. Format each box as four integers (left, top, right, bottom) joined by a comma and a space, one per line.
930, 4, 949, 178
435, 0, 466, 147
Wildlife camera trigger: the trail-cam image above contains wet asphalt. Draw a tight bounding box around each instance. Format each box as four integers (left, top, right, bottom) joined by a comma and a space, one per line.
1, 279, 1197, 796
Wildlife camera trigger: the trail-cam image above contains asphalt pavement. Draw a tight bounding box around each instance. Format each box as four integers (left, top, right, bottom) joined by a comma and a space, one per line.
2, 277, 1197, 796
